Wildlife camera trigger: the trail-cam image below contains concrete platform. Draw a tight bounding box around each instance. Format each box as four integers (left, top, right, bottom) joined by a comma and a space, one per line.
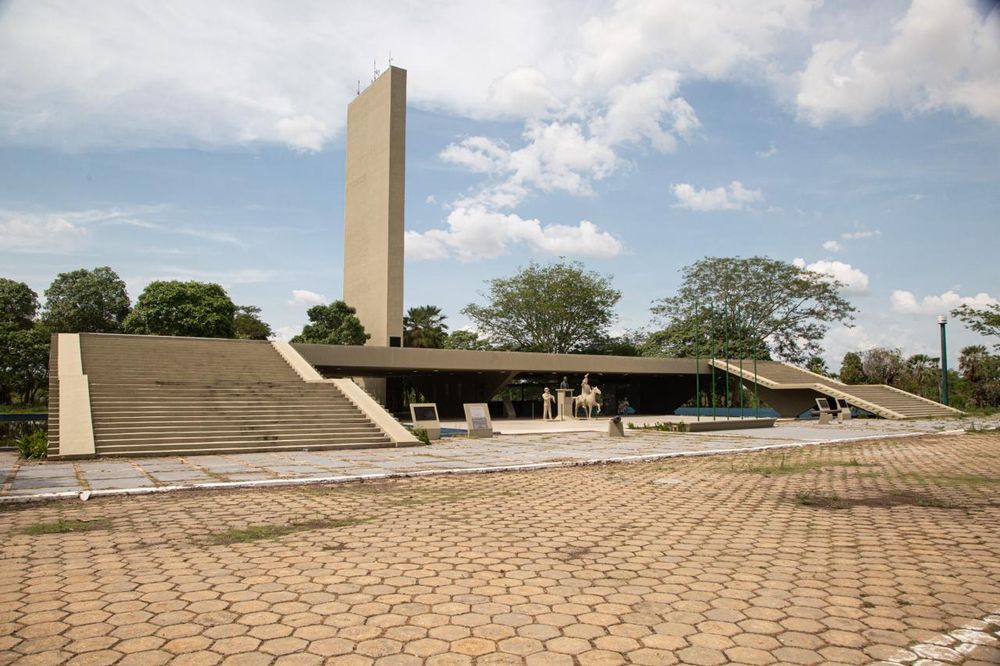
436, 414, 779, 435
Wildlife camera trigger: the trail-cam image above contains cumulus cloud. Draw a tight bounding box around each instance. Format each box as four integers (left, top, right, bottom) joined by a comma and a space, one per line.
0, 1, 995, 156
822, 240, 843, 252
289, 289, 327, 306
890, 289, 998, 315
405, 206, 623, 262
796, 0, 1000, 125
793, 257, 870, 295
672, 181, 763, 211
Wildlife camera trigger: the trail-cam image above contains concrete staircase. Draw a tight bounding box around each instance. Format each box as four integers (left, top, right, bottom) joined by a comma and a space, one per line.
710, 359, 962, 420
76, 334, 398, 457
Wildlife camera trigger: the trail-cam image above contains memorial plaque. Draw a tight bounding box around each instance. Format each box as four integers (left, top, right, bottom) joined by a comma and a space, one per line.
409, 403, 441, 440
463, 403, 493, 438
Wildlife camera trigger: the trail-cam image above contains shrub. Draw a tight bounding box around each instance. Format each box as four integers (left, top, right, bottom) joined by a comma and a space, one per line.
412, 428, 431, 445
16, 430, 47, 459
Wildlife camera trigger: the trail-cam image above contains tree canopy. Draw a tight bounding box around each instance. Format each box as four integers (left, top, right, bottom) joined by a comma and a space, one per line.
42, 266, 131, 333
952, 303, 1000, 349
0, 279, 47, 405
462, 261, 621, 354
403, 305, 448, 348
234, 305, 273, 340
443, 329, 492, 351
0, 278, 39, 331
839, 351, 866, 384
291, 301, 369, 346
649, 256, 856, 365
123, 281, 236, 338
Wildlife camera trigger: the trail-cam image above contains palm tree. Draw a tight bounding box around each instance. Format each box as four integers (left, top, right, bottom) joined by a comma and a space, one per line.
404, 305, 448, 348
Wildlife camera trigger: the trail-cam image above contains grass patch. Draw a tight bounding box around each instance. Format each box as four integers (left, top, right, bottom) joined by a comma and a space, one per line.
794, 489, 956, 510
897, 473, 999, 488
735, 454, 867, 476
210, 517, 368, 544
794, 490, 850, 509
21, 518, 111, 535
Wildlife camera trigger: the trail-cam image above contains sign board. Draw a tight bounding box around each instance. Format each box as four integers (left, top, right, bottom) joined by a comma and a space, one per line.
463, 402, 493, 438
409, 403, 441, 440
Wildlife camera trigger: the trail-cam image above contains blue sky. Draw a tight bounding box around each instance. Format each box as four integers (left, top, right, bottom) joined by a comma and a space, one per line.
1, 0, 998, 368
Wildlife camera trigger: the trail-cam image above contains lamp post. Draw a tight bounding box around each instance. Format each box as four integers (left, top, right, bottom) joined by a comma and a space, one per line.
938, 315, 949, 406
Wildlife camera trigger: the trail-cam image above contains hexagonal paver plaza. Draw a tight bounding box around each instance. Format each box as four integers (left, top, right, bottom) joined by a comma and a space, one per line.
2, 432, 999, 665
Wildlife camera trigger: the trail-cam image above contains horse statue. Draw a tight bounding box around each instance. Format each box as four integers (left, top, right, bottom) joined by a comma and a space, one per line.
573, 387, 602, 419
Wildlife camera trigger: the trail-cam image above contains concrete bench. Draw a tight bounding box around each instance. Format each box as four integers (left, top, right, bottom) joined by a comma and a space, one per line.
816, 397, 841, 424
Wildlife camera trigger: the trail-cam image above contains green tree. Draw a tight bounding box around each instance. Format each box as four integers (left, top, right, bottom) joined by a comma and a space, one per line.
901, 353, 939, 400
860, 347, 906, 385
0, 327, 50, 404
291, 301, 369, 345
42, 266, 131, 333
234, 305, 273, 340
0, 278, 39, 331
123, 281, 236, 338
443, 329, 492, 351
578, 330, 646, 356
0, 279, 48, 405
650, 256, 856, 365
952, 303, 1000, 350
462, 261, 621, 354
806, 356, 830, 377
403, 305, 448, 348
839, 352, 866, 384
959, 345, 1000, 408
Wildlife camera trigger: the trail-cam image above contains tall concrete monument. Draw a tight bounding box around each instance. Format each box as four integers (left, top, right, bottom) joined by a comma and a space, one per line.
343, 66, 407, 349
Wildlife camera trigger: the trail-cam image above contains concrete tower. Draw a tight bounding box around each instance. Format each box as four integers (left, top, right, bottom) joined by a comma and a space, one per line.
343, 66, 406, 348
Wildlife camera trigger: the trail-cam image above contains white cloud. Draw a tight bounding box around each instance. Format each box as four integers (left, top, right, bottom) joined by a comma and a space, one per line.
890, 289, 998, 315
0, 1, 995, 156
822, 240, 843, 252
841, 229, 882, 240
273, 325, 298, 342
796, 0, 1000, 125
289, 289, 327, 306
486, 67, 562, 117
0, 210, 90, 252
405, 206, 623, 262
590, 70, 700, 151
756, 144, 779, 159
275, 115, 329, 152
794, 257, 870, 295
672, 181, 763, 211
0, 205, 249, 253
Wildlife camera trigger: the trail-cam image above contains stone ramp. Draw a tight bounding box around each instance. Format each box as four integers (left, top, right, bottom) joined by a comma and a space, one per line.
711, 359, 962, 420
49, 334, 415, 458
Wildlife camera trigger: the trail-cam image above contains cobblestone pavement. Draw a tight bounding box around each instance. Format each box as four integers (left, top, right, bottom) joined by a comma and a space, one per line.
2, 431, 999, 665
3, 416, 996, 501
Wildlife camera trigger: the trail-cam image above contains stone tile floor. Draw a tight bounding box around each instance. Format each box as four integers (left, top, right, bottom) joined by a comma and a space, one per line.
3, 416, 997, 502
1, 431, 999, 664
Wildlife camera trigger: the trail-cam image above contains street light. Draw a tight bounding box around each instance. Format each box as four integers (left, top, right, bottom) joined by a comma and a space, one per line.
938, 315, 949, 406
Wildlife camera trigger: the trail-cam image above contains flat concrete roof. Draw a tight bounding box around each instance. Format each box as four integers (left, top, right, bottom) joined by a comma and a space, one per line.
292, 343, 701, 376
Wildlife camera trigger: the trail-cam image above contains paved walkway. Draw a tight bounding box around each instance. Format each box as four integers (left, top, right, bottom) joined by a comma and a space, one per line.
2, 431, 998, 664
3, 417, 997, 502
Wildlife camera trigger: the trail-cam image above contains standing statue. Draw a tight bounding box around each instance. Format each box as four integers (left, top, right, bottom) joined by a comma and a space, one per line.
541, 387, 556, 420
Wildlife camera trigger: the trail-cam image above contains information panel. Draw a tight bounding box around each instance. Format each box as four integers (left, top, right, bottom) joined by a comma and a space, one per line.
463, 403, 493, 439
409, 403, 441, 440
